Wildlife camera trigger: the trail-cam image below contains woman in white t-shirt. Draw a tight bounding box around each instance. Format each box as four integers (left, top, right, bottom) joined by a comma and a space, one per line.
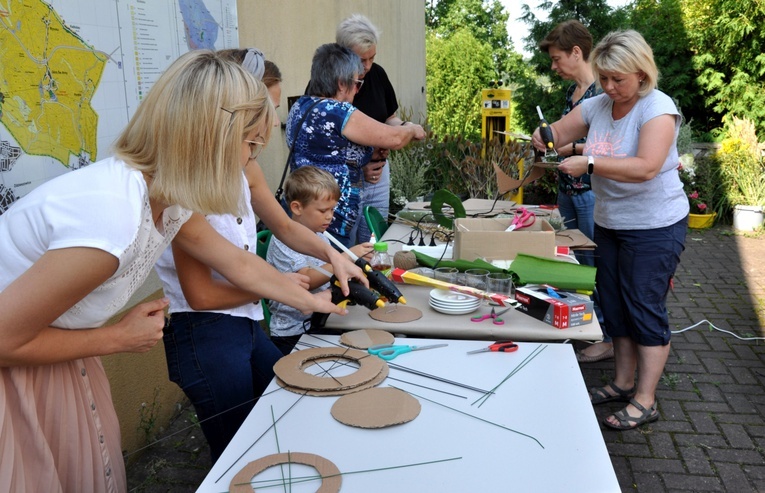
0, 50, 362, 492
532, 30, 689, 431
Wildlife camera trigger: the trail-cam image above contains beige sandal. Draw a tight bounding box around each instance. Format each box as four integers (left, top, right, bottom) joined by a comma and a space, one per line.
576, 343, 614, 363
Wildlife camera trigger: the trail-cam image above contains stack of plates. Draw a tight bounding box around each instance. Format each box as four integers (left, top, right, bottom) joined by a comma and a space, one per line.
429, 288, 481, 315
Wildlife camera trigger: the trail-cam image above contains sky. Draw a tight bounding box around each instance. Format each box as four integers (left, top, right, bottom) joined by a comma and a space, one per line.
500, 0, 632, 56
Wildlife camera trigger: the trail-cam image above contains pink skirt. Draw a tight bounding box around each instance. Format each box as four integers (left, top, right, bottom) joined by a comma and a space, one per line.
0, 357, 126, 492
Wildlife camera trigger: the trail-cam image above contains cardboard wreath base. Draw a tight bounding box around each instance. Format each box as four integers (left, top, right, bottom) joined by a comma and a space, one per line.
331, 387, 421, 428
229, 451, 341, 492
369, 305, 423, 323
275, 360, 389, 397
340, 329, 395, 349
273, 347, 387, 392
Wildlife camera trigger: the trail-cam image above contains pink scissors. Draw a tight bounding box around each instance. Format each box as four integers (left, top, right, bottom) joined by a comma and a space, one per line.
470, 306, 512, 325
505, 207, 536, 232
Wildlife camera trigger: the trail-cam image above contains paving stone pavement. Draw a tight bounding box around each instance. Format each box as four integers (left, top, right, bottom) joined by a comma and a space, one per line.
126, 224, 765, 492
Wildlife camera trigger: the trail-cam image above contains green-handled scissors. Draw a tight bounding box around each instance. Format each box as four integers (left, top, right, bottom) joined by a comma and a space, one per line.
368, 343, 448, 361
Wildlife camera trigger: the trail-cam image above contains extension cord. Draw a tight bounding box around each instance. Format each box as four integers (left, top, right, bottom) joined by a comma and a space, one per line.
401, 244, 453, 259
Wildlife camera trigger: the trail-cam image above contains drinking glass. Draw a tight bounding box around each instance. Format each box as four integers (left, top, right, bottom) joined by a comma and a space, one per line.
434, 267, 458, 284
465, 268, 489, 291
487, 272, 514, 297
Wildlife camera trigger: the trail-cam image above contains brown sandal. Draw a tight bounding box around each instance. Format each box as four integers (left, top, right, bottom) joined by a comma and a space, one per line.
589, 382, 636, 405
603, 398, 659, 430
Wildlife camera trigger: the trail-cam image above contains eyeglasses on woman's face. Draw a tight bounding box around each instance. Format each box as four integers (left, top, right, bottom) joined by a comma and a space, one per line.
244, 138, 266, 160
353, 79, 364, 91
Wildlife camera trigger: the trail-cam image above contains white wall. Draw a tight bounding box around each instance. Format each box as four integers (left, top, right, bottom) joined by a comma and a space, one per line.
237, 0, 427, 190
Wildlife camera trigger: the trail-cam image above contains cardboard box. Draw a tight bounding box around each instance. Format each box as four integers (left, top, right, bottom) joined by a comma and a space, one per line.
454, 217, 556, 261
514, 285, 594, 329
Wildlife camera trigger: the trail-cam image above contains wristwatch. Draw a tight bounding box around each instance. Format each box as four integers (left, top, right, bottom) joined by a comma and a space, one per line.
587, 155, 594, 175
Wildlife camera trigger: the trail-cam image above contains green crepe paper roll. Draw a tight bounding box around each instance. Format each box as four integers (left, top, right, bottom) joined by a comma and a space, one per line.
412, 251, 596, 291
509, 253, 596, 291
412, 251, 506, 273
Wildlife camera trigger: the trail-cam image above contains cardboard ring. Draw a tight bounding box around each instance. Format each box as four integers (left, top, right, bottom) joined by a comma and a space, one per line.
273, 347, 386, 391
229, 451, 341, 492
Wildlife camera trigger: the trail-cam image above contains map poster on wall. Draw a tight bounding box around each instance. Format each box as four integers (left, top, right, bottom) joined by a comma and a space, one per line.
0, 0, 239, 214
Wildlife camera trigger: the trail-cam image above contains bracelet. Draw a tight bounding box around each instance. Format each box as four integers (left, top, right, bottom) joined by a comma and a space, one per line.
572, 144, 579, 156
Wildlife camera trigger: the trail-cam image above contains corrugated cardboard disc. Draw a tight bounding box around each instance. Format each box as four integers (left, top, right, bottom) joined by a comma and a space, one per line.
331, 387, 421, 428
273, 347, 386, 391
340, 329, 395, 349
369, 305, 423, 323
275, 360, 389, 396
229, 451, 341, 492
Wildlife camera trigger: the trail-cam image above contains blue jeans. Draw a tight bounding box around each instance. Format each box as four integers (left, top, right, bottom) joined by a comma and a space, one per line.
557, 190, 595, 266
351, 163, 390, 244
558, 190, 609, 341
163, 312, 283, 462
594, 218, 687, 346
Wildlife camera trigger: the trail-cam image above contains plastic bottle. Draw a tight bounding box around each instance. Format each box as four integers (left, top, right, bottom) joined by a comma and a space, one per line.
370, 242, 392, 279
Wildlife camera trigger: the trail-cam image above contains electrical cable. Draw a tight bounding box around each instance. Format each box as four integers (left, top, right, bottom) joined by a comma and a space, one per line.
670, 319, 765, 340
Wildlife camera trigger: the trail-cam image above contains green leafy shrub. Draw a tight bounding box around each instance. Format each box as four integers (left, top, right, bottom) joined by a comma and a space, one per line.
716, 117, 765, 208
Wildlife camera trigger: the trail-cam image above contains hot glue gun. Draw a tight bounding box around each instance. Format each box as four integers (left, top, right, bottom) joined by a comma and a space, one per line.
308, 266, 384, 329
322, 232, 407, 305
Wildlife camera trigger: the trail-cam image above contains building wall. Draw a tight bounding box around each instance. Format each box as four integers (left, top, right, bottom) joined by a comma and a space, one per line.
238, 0, 427, 191
107, 0, 426, 458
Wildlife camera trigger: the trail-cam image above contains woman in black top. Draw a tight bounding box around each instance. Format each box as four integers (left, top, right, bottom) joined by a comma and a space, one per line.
336, 14, 424, 243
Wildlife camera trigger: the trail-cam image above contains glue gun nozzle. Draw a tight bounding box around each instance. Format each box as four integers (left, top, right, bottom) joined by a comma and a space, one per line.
375, 300, 386, 308
398, 297, 407, 304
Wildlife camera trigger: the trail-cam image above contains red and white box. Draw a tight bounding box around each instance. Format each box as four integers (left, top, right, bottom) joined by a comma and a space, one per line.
514, 285, 594, 329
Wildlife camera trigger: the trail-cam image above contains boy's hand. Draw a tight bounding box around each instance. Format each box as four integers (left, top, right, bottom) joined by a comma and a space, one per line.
350, 242, 374, 261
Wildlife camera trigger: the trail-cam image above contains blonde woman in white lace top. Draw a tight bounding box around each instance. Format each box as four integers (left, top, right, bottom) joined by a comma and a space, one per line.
0, 50, 363, 493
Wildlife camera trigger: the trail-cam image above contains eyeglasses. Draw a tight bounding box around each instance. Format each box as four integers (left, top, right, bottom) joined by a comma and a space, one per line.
245, 138, 266, 160
353, 79, 364, 90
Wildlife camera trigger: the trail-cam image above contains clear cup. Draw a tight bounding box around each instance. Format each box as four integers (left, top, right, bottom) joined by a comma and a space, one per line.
465, 268, 490, 291
487, 272, 514, 296
434, 267, 458, 284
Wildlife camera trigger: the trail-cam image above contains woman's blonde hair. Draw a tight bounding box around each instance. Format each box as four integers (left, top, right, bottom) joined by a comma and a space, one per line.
591, 30, 659, 98
113, 49, 275, 215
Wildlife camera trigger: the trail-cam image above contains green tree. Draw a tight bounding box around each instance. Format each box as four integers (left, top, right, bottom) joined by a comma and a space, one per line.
681, 0, 765, 136
426, 28, 495, 139
513, 0, 629, 133
427, 0, 513, 75
630, 0, 705, 129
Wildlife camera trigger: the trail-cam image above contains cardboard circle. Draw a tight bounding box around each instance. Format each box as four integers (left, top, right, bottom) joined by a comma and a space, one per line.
273, 347, 386, 391
369, 305, 423, 323
340, 329, 395, 349
331, 387, 421, 429
276, 361, 388, 396
275, 355, 390, 396
229, 451, 341, 492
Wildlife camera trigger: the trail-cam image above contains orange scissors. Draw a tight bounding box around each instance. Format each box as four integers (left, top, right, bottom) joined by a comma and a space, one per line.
467, 340, 519, 354
505, 207, 535, 232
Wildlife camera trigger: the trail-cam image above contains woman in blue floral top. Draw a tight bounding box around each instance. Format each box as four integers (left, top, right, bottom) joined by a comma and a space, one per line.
287, 43, 425, 247
540, 20, 612, 363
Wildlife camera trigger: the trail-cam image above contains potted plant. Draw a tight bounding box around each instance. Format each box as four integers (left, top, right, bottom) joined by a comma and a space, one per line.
717, 117, 765, 231
678, 153, 717, 229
